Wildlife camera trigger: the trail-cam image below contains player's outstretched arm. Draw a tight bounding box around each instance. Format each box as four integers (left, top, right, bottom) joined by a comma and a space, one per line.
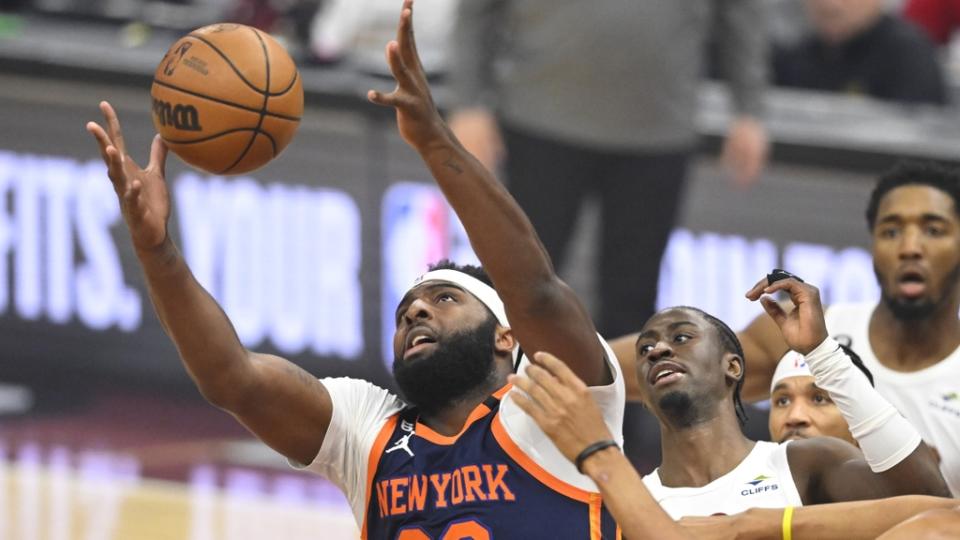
679, 496, 959, 540
368, 0, 608, 386
509, 352, 692, 540
747, 275, 949, 499
86, 102, 332, 466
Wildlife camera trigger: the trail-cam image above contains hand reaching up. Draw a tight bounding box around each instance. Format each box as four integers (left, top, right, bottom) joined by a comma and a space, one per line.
86, 101, 171, 253
367, 0, 451, 153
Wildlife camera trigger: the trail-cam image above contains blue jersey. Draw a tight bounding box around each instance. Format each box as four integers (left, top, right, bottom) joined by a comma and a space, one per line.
362, 387, 620, 539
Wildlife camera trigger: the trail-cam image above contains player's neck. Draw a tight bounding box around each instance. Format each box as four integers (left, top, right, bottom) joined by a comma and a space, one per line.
657, 412, 754, 488
417, 370, 510, 437
870, 301, 960, 371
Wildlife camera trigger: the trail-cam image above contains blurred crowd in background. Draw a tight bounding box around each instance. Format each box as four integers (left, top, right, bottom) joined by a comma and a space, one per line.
0, 0, 958, 106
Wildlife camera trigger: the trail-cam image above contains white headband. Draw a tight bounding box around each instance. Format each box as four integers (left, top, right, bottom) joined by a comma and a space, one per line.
770, 350, 813, 392
409, 269, 509, 327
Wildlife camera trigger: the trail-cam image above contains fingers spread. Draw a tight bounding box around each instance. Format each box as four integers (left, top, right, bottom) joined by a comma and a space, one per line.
87, 122, 113, 162
385, 41, 414, 86
398, 2, 422, 72
148, 134, 168, 177
367, 89, 403, 108
100, 101, 127, 155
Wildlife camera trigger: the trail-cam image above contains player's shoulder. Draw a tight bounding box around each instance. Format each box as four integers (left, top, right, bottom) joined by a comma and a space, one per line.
320, 377, 404, 413
320, 376, 392, 395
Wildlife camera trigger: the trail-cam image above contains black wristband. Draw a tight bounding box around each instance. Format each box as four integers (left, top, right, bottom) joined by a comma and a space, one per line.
575, 440, 620, 474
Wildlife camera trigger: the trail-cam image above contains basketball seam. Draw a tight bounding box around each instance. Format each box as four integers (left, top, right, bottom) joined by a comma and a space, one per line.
152, 79, 301, 122
272, 70, 299, 98
219, 28, 272, 175
185, 31, 299, 98
160, 127, 277, 152
185, 33, 265, 95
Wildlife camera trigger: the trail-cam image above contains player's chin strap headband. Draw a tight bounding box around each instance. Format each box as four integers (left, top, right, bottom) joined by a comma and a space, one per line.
411, 270, 524, 370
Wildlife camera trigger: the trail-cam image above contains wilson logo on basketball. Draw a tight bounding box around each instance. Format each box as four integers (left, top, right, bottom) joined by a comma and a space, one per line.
152, 99, 202, 131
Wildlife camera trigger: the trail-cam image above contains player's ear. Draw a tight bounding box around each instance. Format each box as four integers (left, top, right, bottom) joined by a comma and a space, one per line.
723, 352, 744, 385
494, 325, 515, 355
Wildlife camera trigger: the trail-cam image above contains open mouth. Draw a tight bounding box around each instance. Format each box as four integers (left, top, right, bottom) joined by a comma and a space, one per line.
404, 328, 438, 358
647, 361, 687, 388
896, 269, 927, 298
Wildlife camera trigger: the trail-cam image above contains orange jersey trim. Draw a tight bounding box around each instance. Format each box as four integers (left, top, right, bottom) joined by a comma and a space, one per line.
589, 493, 602, 540
490, 413, 595, 503
360, 415, 399, 540
414, 383, 513, 445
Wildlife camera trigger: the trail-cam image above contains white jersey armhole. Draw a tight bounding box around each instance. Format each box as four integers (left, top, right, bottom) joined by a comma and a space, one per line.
289, 377, 405, 527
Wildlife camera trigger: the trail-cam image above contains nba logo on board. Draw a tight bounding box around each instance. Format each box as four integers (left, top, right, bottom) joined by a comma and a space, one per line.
381, 182, 479, 368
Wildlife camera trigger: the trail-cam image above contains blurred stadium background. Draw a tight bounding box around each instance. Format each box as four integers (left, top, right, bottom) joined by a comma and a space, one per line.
0, 0, 958, 538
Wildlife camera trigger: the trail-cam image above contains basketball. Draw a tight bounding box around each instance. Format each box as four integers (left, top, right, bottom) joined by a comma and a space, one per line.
150, 23, 303, 175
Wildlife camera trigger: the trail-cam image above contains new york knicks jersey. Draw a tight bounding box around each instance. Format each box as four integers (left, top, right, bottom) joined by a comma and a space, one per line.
363, 387, 619, 539
641, 441, 802, 519
825, 302, 960, 496
296, 339, 625, 538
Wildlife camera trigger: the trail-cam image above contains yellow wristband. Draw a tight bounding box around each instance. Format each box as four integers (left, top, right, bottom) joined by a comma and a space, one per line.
781, 506, 794, 540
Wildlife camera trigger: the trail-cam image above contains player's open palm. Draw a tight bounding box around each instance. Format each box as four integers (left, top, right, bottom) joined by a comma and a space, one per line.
746, 275, 828, 355
367, 0, 447, 152
86, 101, 170, 252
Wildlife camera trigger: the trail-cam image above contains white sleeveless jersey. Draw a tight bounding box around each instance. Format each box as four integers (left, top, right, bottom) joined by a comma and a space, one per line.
641, 441, 803, 519
825, 302, 960, 497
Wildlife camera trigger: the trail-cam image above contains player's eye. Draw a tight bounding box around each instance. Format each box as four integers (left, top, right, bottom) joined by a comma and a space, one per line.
812, 393, 831, 405
638, 343, 654, 356
774, 396, 790, 407
879, 227, 899, 239
926, 225, 946, 237
437, 292, 455, 303
674, 334, 691, 344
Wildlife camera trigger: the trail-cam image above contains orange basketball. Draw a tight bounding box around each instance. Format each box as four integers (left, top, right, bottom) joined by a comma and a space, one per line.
150, 23, 303, 175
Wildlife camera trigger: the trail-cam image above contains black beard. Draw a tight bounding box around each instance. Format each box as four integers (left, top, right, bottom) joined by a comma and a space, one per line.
658, 391, 701, 429
392, 316, 498, 416
876, 263, 960, 321
882, 294, 938, 321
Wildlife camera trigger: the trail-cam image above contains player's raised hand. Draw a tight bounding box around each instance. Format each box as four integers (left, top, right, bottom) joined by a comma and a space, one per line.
367, 0, 450, 152
509, 352, 615, 464
86, 101, 170, 253
745, 273, 828, 355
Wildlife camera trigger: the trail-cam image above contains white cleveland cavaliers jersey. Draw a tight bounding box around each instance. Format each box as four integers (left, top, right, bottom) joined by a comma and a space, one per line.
825, 302, 960, 496
641, 441, 802, 519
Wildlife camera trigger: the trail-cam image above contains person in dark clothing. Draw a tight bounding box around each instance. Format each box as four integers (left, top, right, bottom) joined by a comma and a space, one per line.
774, 0, 948, 106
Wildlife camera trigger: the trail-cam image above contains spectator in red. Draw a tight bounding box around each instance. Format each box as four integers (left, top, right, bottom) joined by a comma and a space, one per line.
904, 0, 960, 46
